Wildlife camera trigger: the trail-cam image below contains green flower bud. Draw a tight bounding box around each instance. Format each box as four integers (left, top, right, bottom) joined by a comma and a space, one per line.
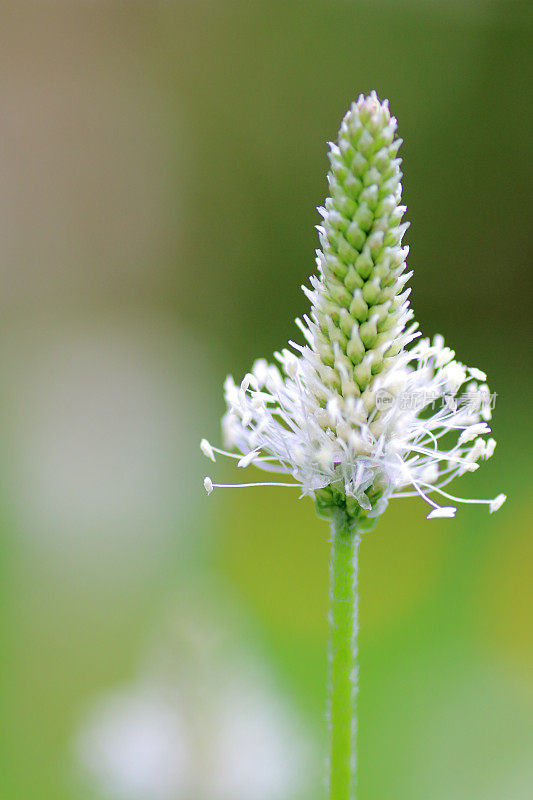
311, 92, 411, 396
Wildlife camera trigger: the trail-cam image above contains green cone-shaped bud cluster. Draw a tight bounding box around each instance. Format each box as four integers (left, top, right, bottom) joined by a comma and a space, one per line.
311, 92, 412, 402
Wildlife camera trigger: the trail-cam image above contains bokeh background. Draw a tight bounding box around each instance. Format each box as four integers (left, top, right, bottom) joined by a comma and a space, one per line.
0, 2, 531, 799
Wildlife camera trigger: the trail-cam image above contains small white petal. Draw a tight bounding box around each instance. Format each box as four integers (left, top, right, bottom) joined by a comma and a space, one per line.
317, 444, 334, 470
203, 477, 214, 495
427, 506, 456, 519
291, 445, 305, 466
358, 492, 372, 511
489, 493, 506, 513
200, 438, 216, 462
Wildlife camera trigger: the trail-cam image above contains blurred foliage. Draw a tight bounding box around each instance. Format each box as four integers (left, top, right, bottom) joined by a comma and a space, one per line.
0, 1, 531, 798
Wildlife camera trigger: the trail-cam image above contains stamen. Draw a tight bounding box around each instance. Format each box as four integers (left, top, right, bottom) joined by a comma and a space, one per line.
408, 443, 474, 468
237, 449, 261, 468
458, 423, 491, 446
200, 439, 216, 462
427, 506, 456, 519
202, 443, 278, 464
208, 481, 301, 490
490, 493, 506, 513
409, 478, 456, 520
418, 481, 506, 513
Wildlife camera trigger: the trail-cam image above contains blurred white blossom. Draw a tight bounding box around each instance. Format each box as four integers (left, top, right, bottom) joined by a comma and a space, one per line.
75, 600, 315, 800
76, 689, 189, 800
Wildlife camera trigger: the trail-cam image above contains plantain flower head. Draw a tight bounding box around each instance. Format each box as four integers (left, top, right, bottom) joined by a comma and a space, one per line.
202, 92, 505, 528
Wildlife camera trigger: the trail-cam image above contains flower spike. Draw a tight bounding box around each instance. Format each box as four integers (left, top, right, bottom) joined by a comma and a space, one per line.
202, 92, 505, 528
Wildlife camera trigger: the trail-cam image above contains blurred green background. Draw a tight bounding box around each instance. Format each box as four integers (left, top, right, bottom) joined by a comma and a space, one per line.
0, 2, 531, 799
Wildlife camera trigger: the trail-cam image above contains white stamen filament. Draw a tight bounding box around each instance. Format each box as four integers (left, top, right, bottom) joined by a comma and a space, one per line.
206, 480, 301, 492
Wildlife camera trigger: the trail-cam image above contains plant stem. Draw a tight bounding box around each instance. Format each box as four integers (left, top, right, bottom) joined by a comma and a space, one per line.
327, 508, 361, 800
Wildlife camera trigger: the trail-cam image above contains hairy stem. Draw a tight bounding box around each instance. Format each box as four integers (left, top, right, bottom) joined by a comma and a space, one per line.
327, 508, 361, 800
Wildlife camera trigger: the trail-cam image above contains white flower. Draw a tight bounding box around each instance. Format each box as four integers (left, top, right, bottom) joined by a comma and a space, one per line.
202, 93, 505, 525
